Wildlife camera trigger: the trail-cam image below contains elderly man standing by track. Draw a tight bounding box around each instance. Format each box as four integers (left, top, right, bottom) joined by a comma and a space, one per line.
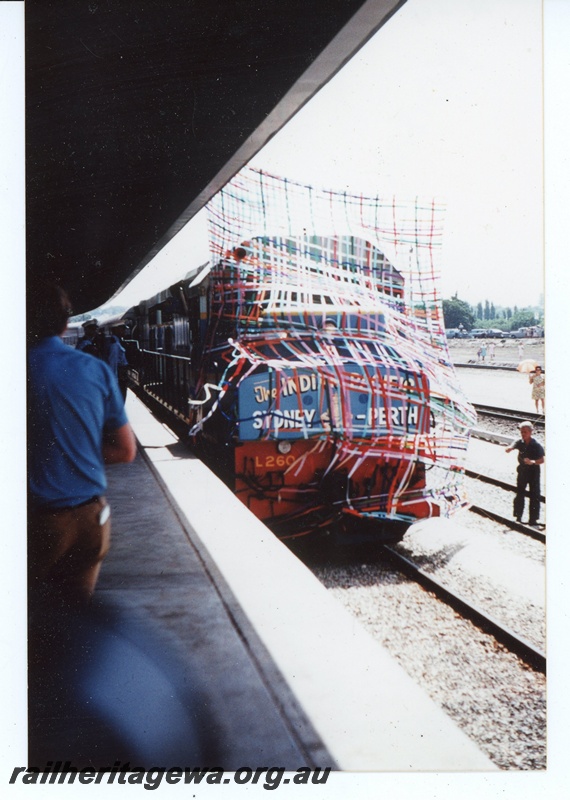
27, 284, 137, 610
505, 421, 545, 527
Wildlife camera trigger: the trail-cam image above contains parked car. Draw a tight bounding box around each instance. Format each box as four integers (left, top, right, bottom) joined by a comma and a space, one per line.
486, 329, 507, 338
470, 329, 487, 338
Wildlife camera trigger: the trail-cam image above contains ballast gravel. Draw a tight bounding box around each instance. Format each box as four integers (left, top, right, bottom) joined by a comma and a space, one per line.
313, 359, 548, 769
313, 555, 546, 770
398, 508, 546, 650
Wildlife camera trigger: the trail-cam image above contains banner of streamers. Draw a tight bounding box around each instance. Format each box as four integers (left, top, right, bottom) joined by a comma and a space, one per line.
197, 167, 475, 524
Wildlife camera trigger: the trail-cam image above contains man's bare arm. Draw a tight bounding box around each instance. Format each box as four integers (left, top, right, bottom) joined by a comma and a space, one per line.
103, 423, 137, 464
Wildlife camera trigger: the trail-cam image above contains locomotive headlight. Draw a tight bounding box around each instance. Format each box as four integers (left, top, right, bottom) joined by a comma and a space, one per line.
277, 441, 292, 454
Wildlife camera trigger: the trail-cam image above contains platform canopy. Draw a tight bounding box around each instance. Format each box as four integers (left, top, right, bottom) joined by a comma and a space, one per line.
26, 0, 406, 313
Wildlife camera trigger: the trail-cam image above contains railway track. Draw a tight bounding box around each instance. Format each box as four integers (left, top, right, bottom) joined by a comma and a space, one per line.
467, 400, 546, 539
380, 545, 546, 673
468, 505, 545, 543
464, 467, 544, 500
464, 467, 546, 542
473, 403, 544, 428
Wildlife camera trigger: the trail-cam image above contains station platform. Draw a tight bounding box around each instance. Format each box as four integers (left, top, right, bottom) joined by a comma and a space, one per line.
30, 391, 496, 772
454, 366, 541, 415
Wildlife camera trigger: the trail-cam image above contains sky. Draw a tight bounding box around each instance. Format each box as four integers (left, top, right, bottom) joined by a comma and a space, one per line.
111, 0, 544, 312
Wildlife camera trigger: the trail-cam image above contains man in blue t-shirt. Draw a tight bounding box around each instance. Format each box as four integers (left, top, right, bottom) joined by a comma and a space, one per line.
28, 285, 136, 607
505, 421, 545, 526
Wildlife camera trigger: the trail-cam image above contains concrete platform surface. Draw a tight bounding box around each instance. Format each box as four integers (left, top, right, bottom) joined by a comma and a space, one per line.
455, 367, 540, 414
101, 392, 496, 771
99, 453, 324, 769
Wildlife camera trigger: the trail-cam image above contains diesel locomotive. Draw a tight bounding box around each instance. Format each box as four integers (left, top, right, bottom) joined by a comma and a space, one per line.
124, 233, 474, 542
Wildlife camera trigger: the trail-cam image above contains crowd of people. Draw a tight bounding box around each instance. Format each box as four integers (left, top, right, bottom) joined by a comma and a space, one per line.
76, 318, 130, 397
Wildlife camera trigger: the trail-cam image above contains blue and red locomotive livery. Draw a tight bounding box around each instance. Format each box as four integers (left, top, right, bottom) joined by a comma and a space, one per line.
125, 233, 474, 542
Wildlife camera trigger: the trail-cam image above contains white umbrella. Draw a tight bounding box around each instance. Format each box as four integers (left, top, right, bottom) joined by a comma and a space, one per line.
517, 359, 538, 373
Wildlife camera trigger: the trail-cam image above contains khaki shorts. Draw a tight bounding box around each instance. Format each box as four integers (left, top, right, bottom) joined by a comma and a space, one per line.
28, 496, 111, 605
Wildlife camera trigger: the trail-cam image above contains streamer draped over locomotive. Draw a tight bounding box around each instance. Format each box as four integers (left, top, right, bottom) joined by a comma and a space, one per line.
125, 233, 475, 542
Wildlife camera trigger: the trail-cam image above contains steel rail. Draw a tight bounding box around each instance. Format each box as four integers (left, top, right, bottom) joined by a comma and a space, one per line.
464, 469, 546, 504
469, 505, 545, 543
381, 545, 546, 673
473, 404, 544, 428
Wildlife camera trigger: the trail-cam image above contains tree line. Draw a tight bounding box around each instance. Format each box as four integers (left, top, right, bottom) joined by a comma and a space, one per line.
442, 295, 542, 332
